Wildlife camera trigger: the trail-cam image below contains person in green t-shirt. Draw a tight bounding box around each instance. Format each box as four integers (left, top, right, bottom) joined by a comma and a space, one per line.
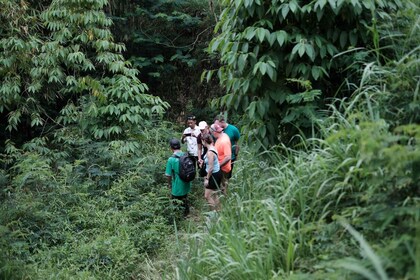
214, 115, 240, 179
165, 138, 191, 216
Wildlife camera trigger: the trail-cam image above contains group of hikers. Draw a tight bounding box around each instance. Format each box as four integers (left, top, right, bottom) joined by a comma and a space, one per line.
165, 114, 240, 215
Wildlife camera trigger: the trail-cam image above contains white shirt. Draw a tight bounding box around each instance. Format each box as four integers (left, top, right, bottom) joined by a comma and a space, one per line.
183, 126, 201, 156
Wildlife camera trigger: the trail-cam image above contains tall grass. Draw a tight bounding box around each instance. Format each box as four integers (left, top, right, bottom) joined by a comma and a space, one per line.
176, 4, 419, 279
177, 139, 356, 278
178, 94, 419, 279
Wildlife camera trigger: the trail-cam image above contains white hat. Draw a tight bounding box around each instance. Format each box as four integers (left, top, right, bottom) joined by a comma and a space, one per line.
198, 121, 208, 130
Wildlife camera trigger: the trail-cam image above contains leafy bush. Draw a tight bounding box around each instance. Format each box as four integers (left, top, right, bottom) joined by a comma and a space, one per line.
177, 3, 419, 278
206, 0, 404, 147
108, 0, 222, 120
0, 0, 169, 144
0, 121, 191, 279
178, 95, 419, 279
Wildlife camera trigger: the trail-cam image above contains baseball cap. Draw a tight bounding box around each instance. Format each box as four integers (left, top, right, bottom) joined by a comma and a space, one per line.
210, 123, 223, 133
198, 121, 208, 130
169, 138, 181, 149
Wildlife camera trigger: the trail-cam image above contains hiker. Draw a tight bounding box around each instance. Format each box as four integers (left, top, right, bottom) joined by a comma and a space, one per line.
214, 114, 240, 179
198, 120, 210, 134
197, 120, 209, 169
165, 139, 191, 216
200, 133, 222, 210
181, 115, 201, 167
210, 123, 231, 195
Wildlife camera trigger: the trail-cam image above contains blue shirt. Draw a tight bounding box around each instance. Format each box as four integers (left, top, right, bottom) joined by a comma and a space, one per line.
204, 148, 220, 173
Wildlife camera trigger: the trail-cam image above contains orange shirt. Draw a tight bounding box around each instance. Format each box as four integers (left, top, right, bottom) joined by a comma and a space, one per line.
214, 133, 232, 173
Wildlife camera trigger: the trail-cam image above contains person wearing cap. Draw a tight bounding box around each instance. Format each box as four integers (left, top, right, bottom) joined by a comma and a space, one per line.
165, 138, 191, 216
214, 115, 240, 179
181, 115, 201, 167
198, 120, 210, 134
210, 123, 232, 195
196, 120, 209, 169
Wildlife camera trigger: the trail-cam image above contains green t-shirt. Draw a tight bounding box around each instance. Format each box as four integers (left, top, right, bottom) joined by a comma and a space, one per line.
224, 124, 240, 160
165, 151, 191, 196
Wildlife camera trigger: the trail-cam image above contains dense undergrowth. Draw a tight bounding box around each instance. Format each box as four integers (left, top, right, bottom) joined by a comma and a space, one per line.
176, 6, 420, 279
1, 2, 419, 280
0, 122, 207, 279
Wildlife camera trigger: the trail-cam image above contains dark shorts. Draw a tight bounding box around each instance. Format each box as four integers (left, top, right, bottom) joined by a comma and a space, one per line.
206, 171, 222, 190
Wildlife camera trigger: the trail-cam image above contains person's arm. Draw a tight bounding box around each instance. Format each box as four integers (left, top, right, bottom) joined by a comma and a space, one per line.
220, 139, 232, 167
219, 154, 231, 167
234, 128, 240, 158
234, 141, 240, 158
181, 129, 188, 144
165, 159, 173, 190
198, 143, 202, 161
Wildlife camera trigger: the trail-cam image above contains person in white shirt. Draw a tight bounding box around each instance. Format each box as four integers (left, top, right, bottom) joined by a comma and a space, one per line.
181, 115, 201, 167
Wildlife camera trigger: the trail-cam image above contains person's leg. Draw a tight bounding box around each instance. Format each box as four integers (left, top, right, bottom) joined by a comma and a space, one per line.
171, 195, 182, 218
212, 171, 222, 210
182, 195, 189, 216
221, 171, 229, 195
206, 173, 222, 210
172, 194, 189, 216
227, 159, 235, 179
205, 175, 217, 210
212, 190, 220, 211
204, 188, 216, 210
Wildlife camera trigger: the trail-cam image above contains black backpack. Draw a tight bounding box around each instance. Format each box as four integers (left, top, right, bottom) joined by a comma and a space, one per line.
173, 154, 196, 182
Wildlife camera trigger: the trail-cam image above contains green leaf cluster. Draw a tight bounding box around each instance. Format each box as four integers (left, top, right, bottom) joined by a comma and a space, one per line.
0, 0, 169, 144
109, 0, 219, 120
177, 4, 419, 277
0, 122, 187, 278
208, 0, 403, 147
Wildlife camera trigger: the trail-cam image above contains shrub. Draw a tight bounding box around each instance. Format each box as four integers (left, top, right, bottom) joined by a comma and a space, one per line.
207, 0, 404, 147
0, 122, 187, 279
177, 3, 419, 277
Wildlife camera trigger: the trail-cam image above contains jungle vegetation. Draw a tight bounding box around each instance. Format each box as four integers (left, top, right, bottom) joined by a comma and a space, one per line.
0, 0, 418, 279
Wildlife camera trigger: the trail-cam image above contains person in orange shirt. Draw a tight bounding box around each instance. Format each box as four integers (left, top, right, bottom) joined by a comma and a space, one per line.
210, 123, 231, 194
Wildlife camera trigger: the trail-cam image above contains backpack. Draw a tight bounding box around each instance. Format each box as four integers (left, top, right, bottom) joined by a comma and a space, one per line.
173, 154, 196, 182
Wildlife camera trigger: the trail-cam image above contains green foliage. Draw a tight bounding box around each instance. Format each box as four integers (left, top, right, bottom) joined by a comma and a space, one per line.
108, 0, 222, 119
207, 0, 403, 147
0, 122, 188, 279
1, 1, 418, 280
177, 4, 419, 278
0, 0, 169, 143
178, 94, 419, 279
0, 181, 173, 279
